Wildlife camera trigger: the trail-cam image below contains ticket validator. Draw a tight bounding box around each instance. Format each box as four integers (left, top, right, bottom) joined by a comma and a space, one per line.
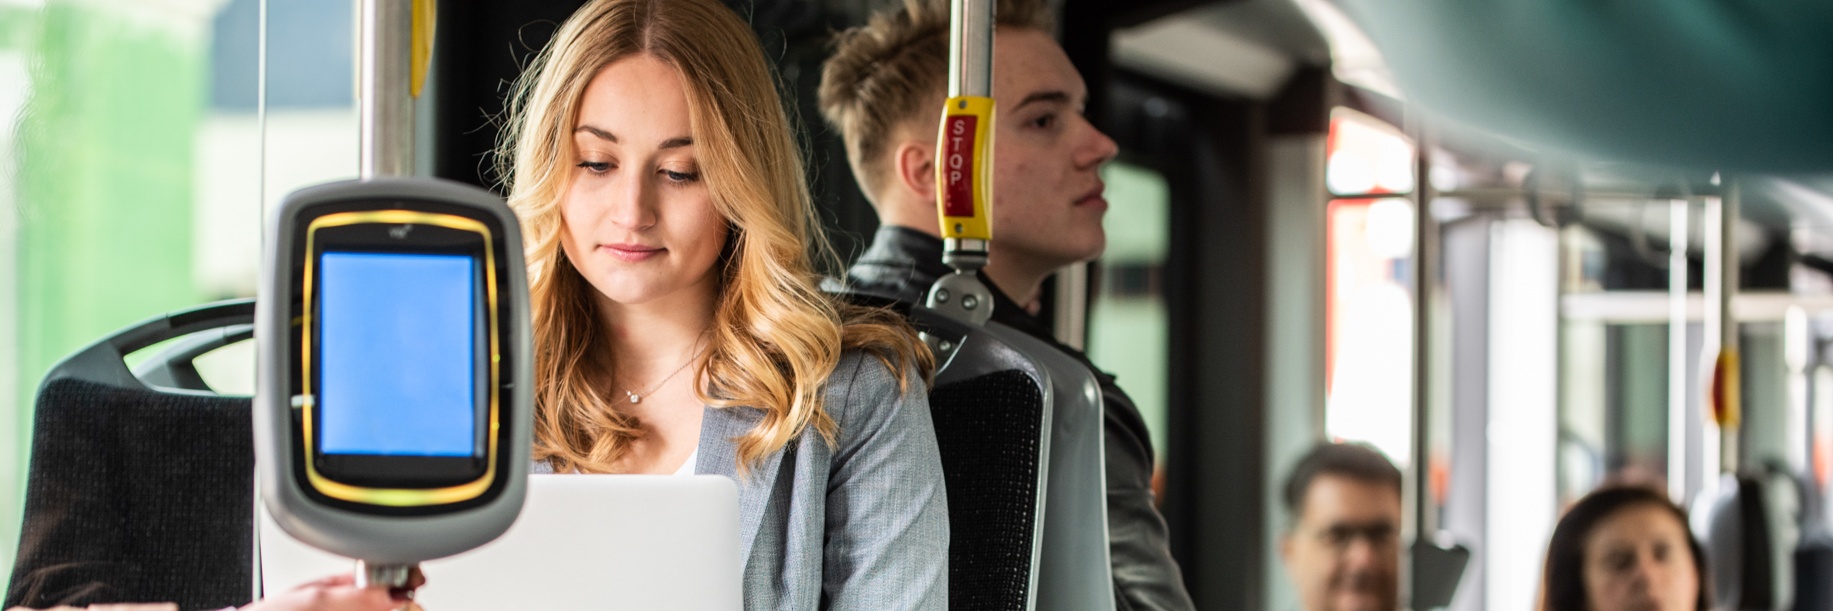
255, 178, 533, 587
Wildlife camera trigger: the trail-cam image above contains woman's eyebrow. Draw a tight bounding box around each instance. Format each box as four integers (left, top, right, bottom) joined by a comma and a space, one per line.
574, 126, 690, 151
575, 125, 617, 142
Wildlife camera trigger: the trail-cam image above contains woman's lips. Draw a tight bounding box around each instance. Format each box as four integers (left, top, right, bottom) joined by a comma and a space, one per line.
602, 243, 664, 263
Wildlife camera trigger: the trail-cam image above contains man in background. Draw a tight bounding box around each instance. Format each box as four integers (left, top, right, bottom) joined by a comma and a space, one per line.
1280, 442, 1403, 611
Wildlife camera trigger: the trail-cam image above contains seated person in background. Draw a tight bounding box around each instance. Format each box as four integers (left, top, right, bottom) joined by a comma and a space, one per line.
1279, 442, 1401, 611
497, 0, 947, 608
1541, 486, 1707, 611
817, 2, 1193, 608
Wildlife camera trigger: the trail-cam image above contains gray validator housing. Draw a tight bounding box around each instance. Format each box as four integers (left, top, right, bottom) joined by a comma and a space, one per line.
255, 178, 533, 564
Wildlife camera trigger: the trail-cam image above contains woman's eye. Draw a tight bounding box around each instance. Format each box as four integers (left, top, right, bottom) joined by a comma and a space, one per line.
1606, 551, 1636, 572
577, 161, 612, 173
1030, 113, 1057, 130
663, 169, 700, 183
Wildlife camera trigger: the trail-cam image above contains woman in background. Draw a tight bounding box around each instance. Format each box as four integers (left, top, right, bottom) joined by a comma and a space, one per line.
1541, 486, 1709, 611
497, 0, 948, 609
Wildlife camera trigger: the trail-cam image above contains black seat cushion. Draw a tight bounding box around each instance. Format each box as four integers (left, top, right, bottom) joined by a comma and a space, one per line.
6, 378, 253, 611
927, 369, 1045, 611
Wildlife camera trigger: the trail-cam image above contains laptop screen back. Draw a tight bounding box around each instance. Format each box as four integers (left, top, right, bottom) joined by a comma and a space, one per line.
259, 474, 741, 609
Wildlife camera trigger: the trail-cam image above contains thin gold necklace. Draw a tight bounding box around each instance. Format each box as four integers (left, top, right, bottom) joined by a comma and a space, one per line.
622, 333, 708, 404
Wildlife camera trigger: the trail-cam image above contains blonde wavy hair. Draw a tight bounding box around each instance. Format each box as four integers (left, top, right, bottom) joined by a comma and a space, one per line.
497, 0, 932, 474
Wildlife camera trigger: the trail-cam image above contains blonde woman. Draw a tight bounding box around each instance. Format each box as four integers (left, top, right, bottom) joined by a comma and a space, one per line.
497, 0, 947, 608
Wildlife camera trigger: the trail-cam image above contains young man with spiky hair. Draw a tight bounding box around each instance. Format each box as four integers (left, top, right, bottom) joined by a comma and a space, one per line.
819, 2, 1194, 609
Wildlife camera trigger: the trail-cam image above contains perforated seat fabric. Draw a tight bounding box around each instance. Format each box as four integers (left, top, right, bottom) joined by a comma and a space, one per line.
928, 369, 1045, 611
6, 378, 254, 611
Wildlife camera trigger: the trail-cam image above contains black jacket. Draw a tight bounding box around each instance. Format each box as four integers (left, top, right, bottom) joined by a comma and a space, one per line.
841, 226, 1196, 611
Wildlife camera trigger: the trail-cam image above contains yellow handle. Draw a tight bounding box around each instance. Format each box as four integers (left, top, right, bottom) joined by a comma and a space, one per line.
936, 96, 994, 241
410, 0, 437, 98
1710, 349, 1740, 429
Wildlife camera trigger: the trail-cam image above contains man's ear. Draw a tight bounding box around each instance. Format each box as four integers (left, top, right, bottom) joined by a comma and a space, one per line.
894, 140, 937, 205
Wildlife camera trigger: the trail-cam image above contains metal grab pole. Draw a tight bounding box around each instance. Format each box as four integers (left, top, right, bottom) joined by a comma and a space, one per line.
1704, 179, 1741, 475
947, 0, 993, 102
1403, 113, 1438, 611
359, 0, 415, 178
1667, 198, 1691, 503
926, 0, 997, 329
352, 0, 421, 590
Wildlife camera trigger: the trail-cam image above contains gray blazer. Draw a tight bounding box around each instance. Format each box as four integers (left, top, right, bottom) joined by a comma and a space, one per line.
535, 351, 949, 610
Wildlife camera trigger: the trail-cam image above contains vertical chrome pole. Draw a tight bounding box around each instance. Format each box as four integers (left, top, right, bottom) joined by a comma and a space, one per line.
1667, 199, 1690, 503
352, 0, 419, 587
942, 0, 993, 273
947, 0, 993, 100
358, 0, 414, 178
925, 0, 997, 328
253, 0, 270, 600
1720, 180, 1741, 473
1704, 179, 1740, 475
1405, 115, 1438, 611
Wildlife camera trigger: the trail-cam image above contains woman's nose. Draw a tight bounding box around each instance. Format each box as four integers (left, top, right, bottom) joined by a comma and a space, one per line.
610, 174, 656, 230
1630, 553, 1662, 588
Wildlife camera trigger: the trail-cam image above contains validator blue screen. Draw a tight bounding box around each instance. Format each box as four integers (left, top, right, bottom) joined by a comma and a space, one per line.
319, 251, 478, 457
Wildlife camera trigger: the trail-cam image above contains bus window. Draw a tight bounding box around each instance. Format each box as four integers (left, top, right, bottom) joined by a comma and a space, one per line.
1323, 108, 1417, 467
0, 0, 357, 579
0, 0, 272, 580
1324, 197, 1415, 465
1088, 160, 1172, 489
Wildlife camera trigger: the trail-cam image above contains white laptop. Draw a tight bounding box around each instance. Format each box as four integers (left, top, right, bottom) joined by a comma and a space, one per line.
258, 474, 742, 610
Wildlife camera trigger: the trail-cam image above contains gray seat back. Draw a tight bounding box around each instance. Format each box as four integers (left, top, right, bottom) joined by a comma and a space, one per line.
914, 306, 1115, 611
6, 300, 256, 611
916, 307, 1053, 611
974, 320, 1113, 611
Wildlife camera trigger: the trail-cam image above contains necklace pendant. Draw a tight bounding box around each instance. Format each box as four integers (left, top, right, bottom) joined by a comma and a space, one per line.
628, 394, 641, 404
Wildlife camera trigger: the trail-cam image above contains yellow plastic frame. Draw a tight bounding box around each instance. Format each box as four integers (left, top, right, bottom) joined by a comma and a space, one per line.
936, 95, 995, 241
300, 210, 501, 507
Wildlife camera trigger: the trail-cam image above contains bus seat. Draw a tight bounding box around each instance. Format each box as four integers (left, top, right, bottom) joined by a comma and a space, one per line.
1790, 461, 1833, 611
1410, 535, 1470, 608
5, 300, 256, 611
915, 307, 1052, 611
1700, 471, 1799, 610
131, 322, 253, 394
913, 306, 1114, 611
1796, 535, 1833, 611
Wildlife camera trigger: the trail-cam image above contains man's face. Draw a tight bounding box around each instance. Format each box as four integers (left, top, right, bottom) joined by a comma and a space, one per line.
986, 28, 1119, 276
1281, 475, 1401, 611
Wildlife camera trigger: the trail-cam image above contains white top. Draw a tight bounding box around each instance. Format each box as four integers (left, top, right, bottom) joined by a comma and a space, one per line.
673, 447, 698, 476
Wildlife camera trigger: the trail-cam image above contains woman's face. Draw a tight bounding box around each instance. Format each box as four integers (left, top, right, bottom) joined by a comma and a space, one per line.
560, 54, 726, 309
1583, 503, 1699, 611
